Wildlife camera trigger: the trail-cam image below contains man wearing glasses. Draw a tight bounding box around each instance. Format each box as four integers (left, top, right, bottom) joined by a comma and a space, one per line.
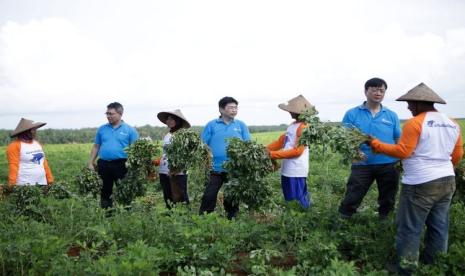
199, 96, 251, 219
338, 78, 401, 220
88, 102, 139, 208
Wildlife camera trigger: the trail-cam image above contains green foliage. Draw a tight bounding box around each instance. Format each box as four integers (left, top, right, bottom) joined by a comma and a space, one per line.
45, 182, 73, 199
454, 157, 465, 203
165, 129, 211, 174
299, 107, 369, 164
125, 139, 161, 176
75, 167, 102, 198
1, 137, 465, 275
223, 138, 274, 211
113, 139, 160, 206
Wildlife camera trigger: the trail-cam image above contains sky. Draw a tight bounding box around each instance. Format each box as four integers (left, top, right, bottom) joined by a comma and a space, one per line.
1, 0, 465, 129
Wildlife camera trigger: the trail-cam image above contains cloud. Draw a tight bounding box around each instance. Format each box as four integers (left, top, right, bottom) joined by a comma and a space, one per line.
1, 1, 465, 129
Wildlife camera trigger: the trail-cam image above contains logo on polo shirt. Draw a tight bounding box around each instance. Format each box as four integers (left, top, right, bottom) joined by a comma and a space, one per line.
427, 120, 456, 129
119, 131, 129, 136
381, 118, 393, 125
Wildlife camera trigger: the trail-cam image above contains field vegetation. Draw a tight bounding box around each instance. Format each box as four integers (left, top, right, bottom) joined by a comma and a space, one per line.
0, 127, 464, 275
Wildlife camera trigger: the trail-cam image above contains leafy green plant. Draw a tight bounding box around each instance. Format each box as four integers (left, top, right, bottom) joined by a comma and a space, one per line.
165, 129, 211, 174
223, 138, 274, 211
114, 139, 161, 205
299, 107, 369, 164
75, 167, 102, 198
45, 182, 73, 199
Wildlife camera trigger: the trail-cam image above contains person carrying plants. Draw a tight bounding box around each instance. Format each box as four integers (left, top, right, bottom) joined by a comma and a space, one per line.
338, 77, 402, 220
6, 118, 54, 187
266, 95, 311, 209
367, 83, 463, 274
199, 96, 251, 219
152, 109, 191, 208
87, 102, 139, 209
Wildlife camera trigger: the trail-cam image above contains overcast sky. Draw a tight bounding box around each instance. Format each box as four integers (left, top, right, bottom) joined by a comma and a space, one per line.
1, 0, 465, 129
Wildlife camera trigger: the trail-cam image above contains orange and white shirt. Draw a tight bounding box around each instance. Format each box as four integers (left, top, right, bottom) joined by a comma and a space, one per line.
6, 139, 54, 186
371, 111, 463, 185
267, 122, 309, 177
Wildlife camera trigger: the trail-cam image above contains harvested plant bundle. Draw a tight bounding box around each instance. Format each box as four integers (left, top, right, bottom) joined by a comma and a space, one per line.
114, 139, 160, 205
223, 138, 274, 210
75, 167, 102, 197
299, 108, 370, 164
164, 129, 211, 174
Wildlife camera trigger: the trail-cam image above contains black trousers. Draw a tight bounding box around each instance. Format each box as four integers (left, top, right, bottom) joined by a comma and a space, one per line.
159, 173, 189, 208
97, 159, 127, 208
338, 162, 399, 217
199, 172, 239, 219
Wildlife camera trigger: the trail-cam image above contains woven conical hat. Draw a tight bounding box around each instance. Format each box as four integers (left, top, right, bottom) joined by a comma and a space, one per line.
157, 109, 191, 128
10, 118, 46, 137
396, 83, 446, 104
278, 95, 314, 114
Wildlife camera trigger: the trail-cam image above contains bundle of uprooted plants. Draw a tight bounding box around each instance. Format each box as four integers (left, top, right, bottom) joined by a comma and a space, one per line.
298, 107, 370, 164
454, 157, 465, 202
164, 129, 211, 197
75, 167, 102, 198
165, 129, 211, 174
114, 139, 161, 205
223, 138, 274, 211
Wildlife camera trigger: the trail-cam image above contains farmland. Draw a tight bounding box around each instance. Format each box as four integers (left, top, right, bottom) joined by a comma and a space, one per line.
1, 130, 465, 275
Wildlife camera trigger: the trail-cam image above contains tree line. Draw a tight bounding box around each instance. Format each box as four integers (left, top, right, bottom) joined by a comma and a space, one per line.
0, 124, 287, 146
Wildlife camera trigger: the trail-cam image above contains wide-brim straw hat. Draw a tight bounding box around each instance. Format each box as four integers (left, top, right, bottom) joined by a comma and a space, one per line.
396, 83, 446, 104
278, 95, 314, 114
157, 109, 191, 128
10, 118, 46, 137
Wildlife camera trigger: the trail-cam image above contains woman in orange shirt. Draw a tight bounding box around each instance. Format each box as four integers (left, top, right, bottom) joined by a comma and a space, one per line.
6, 118, 54, 186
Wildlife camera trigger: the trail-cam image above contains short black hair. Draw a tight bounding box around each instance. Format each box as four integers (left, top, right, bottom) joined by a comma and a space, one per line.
218, 97, 238, 109
364, 78, 387, 91
107, 102, 124, 114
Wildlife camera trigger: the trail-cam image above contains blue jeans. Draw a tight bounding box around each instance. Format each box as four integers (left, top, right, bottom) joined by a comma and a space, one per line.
396, 176, 455, 274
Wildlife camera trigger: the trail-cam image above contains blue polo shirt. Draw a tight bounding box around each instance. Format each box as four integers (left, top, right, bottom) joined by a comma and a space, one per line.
342, 103, 401, 165
95, 122, 139, 161
201, 118, 251, 172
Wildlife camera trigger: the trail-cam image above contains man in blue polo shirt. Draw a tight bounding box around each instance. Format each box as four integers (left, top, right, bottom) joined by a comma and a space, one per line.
88, 102, 139, 208
338, 78, 401, 219
199, 96, 251, 219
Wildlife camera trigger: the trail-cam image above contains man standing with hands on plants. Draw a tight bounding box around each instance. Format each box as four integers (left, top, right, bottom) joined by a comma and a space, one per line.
88, 102, 139, 209
199, 96, 251, 219
338, 77, 402, 220
368, 83, 463, 274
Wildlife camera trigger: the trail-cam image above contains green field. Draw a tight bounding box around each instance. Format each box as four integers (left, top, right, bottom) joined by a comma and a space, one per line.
1, 130, 464, 275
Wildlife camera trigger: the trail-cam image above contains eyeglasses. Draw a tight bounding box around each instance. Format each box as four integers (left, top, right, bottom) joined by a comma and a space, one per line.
369, 87, 386, 93
225, 105, 238, 110
105, 112, 119, 116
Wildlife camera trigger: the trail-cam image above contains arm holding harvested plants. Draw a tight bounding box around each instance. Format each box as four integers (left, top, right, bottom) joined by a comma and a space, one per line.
267, 123, 307, 160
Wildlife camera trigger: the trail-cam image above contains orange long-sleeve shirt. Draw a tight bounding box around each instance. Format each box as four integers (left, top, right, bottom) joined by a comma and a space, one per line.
6, 139, 54, 186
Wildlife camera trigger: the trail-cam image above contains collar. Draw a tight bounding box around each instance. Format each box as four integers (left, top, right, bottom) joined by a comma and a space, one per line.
215, 117, 235, 124
358, 101, 385, 112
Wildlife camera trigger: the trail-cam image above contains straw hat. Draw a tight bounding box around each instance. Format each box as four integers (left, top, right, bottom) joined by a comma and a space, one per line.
10, 118, 46, 137
278, 95, 314, 114
396, 83, 446, 104
157, 109, 191, 128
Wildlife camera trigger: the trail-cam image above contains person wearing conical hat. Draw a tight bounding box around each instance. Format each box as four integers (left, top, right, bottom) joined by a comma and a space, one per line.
6, 118, 54, 186
199, 96, 251, 219
368, 83, 463, 274
87, 102, 139, 209
152, 109, 191, 208
266, 95, 312, 208
338, 78, 401, 220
